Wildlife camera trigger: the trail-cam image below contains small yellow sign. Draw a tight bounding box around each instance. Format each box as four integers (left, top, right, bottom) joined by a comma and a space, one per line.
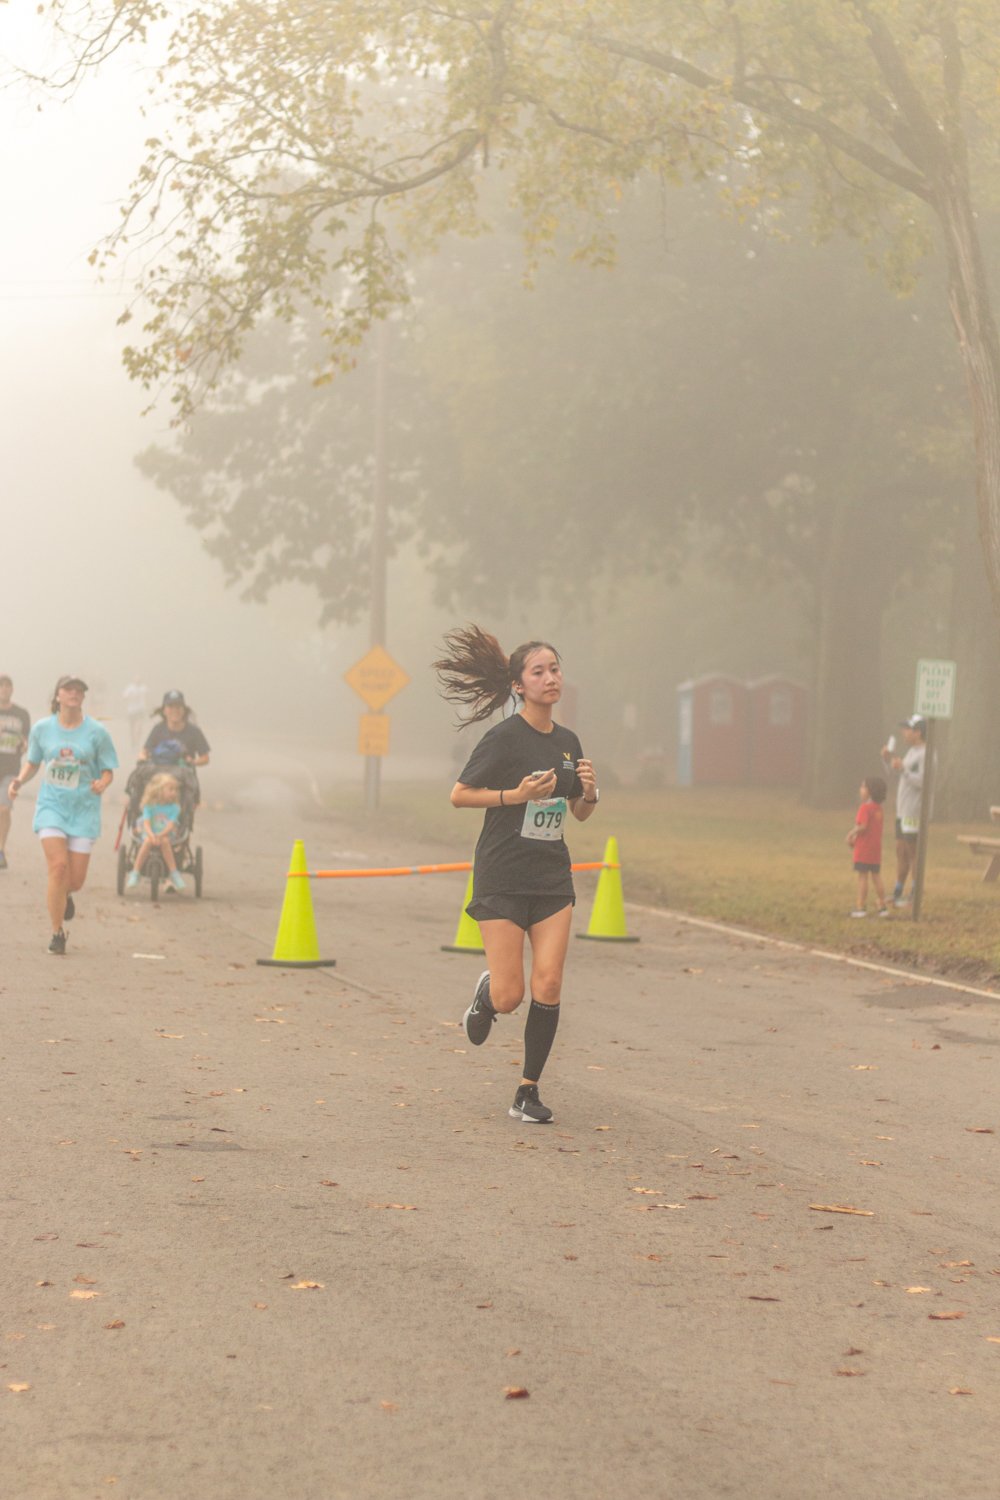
358, 713, 390, 757
344, 645, 410, 711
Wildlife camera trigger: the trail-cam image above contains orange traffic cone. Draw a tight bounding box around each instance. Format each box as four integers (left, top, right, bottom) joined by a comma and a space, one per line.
257, 840, 336, 968
441, 870, 485, 954
577, 836, 639, 943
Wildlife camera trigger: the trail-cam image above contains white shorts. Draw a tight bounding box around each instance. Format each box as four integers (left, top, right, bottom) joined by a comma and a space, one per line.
0, 774, 16, 809
37, 828, 95, 854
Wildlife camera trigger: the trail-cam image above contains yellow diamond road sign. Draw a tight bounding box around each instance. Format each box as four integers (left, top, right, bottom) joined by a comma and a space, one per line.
344, 645, 409, 711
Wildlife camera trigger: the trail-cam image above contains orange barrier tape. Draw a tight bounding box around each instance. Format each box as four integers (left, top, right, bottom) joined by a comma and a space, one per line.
287, 860, 618, 879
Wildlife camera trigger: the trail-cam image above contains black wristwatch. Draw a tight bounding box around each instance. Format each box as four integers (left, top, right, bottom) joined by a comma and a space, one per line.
583, 788, 599, 804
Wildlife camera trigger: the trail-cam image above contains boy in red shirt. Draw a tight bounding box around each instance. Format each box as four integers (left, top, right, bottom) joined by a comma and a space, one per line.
846, 775, 889, 918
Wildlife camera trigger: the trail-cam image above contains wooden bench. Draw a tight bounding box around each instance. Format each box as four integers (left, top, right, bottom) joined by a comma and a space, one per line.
957, 806, 1000, 882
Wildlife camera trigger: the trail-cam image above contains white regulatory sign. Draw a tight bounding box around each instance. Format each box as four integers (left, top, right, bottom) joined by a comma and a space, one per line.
914, 659, 956, 721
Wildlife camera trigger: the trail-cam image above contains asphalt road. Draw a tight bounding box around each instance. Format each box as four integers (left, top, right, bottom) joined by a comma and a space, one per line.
4, 765, 1000, 1499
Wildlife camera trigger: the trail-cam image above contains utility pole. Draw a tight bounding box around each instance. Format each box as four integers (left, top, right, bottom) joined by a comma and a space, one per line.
365, 318, 389, 813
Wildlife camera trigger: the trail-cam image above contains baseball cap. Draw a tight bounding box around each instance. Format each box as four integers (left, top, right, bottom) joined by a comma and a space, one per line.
899, 714, 927, 732
55, 674, 88, 693
161, 689, 187, 707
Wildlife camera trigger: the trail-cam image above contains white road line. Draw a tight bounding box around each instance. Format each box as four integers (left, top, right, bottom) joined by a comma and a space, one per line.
630, 903, 1000, 1003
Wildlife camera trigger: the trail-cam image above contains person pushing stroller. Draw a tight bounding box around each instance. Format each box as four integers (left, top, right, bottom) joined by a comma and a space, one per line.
126, 772, 186, 892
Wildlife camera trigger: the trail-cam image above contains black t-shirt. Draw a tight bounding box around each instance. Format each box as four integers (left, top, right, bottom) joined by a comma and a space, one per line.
458, 714, 584, 897
143, 720, 211, 760
0, 703, 31, 776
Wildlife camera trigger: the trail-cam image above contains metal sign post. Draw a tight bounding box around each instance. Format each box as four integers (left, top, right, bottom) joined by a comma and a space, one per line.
910, 660, 956, 922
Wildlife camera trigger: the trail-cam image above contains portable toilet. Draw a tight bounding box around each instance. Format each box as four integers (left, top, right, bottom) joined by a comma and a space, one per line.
746, 676, 808, 786
676, 675, 749, 786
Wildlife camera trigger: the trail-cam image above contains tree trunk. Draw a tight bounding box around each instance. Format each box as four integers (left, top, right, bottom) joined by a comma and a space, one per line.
803, 489, 886, 808
935, 173, 1000, 621
936, 492, 1000, 819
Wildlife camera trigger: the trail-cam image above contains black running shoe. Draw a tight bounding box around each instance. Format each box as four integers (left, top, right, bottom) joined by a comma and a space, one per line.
509, 1084, 553, 1123
463, 969, 497, 1046
48, 929, 67, 956
64, 894, 75, 921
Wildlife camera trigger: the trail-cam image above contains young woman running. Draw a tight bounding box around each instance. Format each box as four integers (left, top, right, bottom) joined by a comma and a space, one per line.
434, 627, 599, 1123
8, 675, 118, 954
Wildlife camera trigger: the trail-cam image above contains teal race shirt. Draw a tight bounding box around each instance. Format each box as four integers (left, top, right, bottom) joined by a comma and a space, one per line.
27, 715, 119, 840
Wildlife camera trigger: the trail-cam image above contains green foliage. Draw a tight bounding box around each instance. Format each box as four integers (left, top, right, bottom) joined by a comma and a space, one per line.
39, 1, 1000, 415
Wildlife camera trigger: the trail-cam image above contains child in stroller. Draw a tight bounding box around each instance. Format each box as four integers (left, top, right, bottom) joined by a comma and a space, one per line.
118, 754, 203, 899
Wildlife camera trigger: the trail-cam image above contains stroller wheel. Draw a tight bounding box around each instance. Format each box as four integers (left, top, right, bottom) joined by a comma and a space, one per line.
116, 842, 129, 897
194, 846, 204, 899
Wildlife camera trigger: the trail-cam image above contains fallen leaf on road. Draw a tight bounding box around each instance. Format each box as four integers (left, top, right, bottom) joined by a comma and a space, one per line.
70, 1290, 100, 1300
986, 1337, 1000, 1343
504, 1387, 530, 1399
564, 1254, 578, 1261
319, 1180, 339, 1187
851, 1065, 878, 1071
73, 1274, 97, 1285
594, 1126, 611, 1132
835, 1369, 866, 1377
477, 1302, 494, 1309
906, 1287, 935, 1294
289, 1281, 324, 1291
965, 1128, 994, 1134
748, 1296, 781, 1302
842, 1348, 865, 1356
506, 1348, 521, 1357
252, 1303, 268, 1310
808, 1205, 874, 1216
929, 1311, 966, 1320
941, 1261, 974, 1269
104, 1321, 125, 1330
155, 1033, 184, 1040
949, 1387, 974, 1395
368, 1203, 417, 1211
631, 1188, 661, 1195
33, 1233, 58, 1243
688, 1193, 719, 1201
35, 1281, 53, 1288
380, 1401, 398, 1413
7, 1384, 30, 1393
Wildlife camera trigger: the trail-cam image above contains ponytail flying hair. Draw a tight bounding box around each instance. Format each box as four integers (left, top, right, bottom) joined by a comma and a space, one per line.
433, 625, 561, 727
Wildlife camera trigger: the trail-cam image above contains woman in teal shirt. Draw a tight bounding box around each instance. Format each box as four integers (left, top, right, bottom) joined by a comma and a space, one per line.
8, 674, 118, 955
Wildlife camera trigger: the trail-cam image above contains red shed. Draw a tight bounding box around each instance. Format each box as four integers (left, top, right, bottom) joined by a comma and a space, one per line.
746, 676, 808, 786
676, 675, 749, 786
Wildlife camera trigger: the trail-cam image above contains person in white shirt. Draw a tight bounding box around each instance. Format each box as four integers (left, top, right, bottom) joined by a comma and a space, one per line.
122, 678, 149, 752
881, 714, 926, 907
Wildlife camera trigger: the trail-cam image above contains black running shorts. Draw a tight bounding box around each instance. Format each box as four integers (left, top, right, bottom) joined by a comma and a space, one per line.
467, 893, 575, 930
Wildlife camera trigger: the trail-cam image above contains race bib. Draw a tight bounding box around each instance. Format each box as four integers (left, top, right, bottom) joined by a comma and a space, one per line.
46, 757, 81, 790
520, 797, 567, 841
0, 731, 20, 755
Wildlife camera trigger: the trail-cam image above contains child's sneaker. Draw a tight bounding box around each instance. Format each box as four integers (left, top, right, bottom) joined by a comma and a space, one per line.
126, 870, 140, 890
849, 909, 867, 918
169, 871, 186, 892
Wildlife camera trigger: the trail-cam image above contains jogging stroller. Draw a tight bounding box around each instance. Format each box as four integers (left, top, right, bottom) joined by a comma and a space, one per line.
116, 747, 204, 900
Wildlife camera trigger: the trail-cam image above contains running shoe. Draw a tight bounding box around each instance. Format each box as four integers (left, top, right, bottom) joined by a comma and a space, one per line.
48, 929, 67, 956
64, 894, 75, 921
169, 871, 186, 892
848, 909, 867, 918
0, 850, 7, 870
463, 970, 497, 1046
878, 906, 891, 918
126, 871, 140, 890
508, 1084, 553, 1124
